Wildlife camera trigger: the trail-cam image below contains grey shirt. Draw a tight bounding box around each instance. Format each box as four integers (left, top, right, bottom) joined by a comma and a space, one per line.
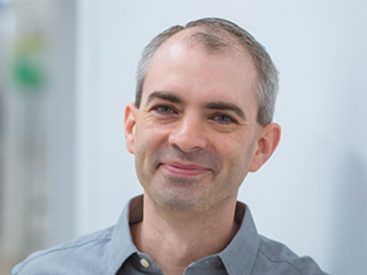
12, 195, 328, 275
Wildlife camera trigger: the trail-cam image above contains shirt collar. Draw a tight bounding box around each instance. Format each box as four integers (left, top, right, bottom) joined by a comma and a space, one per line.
218, 201, 260, 275
105, 195, 260, 275
105, 195, 142, 274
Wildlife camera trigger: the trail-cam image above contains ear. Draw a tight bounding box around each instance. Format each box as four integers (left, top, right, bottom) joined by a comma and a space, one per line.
124, 103, 138, 154
249, 123, 281, 172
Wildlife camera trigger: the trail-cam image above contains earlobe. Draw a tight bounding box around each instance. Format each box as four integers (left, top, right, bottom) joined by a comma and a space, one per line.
249, 123, 281, 172
124, 103, 138, 154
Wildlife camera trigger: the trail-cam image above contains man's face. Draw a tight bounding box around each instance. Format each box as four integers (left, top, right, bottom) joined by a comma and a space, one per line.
125, 31, 278, 212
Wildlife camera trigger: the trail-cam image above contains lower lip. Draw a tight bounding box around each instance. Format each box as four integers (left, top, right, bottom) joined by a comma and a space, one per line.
160, 163, 210, 177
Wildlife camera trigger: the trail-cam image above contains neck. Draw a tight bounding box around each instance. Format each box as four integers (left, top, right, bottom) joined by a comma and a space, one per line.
131, 195, 239, 275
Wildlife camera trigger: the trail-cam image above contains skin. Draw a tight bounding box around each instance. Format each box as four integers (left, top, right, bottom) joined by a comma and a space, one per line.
124, 28, 281, 275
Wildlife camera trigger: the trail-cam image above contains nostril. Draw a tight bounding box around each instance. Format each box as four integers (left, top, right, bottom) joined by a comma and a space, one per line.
167, 117, 207, 152
168, 129, 206, 153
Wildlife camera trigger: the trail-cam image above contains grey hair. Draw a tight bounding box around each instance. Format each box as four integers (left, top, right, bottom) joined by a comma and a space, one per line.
135, 17, 279, 125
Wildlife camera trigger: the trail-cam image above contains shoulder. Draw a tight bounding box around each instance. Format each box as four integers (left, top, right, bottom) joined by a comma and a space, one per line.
12, 227, 114, 275
254, 235, 328, 275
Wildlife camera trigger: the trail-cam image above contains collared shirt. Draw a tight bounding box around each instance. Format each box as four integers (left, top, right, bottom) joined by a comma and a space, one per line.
12, 195, 328, 275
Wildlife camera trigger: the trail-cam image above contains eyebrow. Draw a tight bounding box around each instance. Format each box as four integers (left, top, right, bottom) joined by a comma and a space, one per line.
145, 91, 246, 120
145, 91, 183, 106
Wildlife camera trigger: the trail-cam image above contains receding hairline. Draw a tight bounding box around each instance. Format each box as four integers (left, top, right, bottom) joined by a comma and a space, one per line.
153, 26, 254, 59
142, 26, 260, 102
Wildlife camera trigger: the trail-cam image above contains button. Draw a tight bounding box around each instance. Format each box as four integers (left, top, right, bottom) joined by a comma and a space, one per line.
140, 258, 150, 268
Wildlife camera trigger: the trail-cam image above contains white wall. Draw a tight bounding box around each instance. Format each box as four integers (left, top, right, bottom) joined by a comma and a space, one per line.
76, 1, 367, 274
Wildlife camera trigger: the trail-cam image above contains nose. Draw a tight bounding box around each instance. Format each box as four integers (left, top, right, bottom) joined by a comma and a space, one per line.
168, 115, 207, 153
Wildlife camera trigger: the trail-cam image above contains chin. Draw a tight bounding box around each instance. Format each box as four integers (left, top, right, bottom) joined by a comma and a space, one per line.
153, 192, 205, 212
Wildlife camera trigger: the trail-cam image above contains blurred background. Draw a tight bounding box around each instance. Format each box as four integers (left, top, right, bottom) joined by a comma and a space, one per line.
0, 0, 366, 274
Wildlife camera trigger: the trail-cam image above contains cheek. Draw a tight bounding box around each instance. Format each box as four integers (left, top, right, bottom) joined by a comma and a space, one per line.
220, 155, 251, 193
218, 138, 256, 174
134, 126, 168, 162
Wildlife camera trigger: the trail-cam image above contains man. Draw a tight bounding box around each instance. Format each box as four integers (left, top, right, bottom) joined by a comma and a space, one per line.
13, 18, 327, 275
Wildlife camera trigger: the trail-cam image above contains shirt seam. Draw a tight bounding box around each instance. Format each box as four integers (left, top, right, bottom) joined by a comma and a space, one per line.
258, 248, 309, 275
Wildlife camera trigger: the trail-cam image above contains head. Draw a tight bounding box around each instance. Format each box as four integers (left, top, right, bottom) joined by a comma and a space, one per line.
125, 18, 281, 213
135, 17, 279, 126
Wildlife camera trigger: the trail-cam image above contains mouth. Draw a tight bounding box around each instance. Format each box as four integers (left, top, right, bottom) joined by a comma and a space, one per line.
159, 161, 211, 177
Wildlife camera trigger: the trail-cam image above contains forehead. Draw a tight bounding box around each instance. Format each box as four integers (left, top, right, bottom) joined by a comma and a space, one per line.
150, 27, 256, 74
142, 28, 259, 115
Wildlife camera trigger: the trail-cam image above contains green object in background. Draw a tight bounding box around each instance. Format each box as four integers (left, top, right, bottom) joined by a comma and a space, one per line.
13, 56, 45, 90
12, 33, 48, 93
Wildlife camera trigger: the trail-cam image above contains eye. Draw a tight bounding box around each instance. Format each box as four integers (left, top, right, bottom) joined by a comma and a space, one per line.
211, 114, 237, 124
152, 105, 177, 115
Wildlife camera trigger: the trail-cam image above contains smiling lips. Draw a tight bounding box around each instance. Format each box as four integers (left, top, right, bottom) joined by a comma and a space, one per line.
160, 161, 211, 177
